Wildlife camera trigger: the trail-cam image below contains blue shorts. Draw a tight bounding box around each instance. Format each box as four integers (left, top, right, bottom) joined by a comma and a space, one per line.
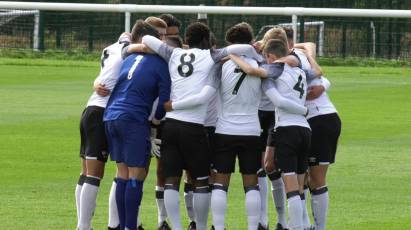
105, 119, 151, 168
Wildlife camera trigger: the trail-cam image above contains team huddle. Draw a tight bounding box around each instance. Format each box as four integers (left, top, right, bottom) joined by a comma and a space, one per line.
75, 13, 341, 230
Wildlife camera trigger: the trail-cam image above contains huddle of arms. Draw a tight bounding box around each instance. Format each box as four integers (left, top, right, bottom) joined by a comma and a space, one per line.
136, 35, 263, 111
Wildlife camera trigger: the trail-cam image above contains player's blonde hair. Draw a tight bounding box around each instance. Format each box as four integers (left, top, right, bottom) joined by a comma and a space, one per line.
261, 26, 288, 51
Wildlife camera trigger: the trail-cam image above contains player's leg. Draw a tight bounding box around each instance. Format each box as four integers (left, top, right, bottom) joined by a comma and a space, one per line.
243, 174, 261, 230
308, 113, 341, 230
108, 171, 120, 230
211, 173, 230, 230
162, 119, 184, 230
75, 159, 87, 224
239, 135, 263, 230
105, 119, 128, 230
183, 171, 196, 229
115, 162, 129, 230
257, 167, 269, 230
309, 165, 329, 230
156, 158, 171, 230
210, 134, 236, 230
265, 129, 287, 230
77, 106, 109, 230
121, 121, 151, 230
183, 123, 212, 230
276, 127, 304, 230
301, 173, 311, 230
78, 159, 105, 230
76, 108, 88, 224
283, 174, 303, 230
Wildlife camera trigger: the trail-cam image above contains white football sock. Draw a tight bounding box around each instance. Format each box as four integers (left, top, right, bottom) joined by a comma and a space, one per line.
288, 194, 303, 230
164, 187, 182, 230
156, 186, 167, 225
211, 186, 227, 230
271, 178, 287, 227
302, 189, 311, 229
77, 176, 100, 230
75, 184, 83, 223
108, 179, 119, 228
184, 185, 195, 222
311, 187, 329, 230
193, 187, 211, 230
245, 188, 261, 230
258, 175, 269, 227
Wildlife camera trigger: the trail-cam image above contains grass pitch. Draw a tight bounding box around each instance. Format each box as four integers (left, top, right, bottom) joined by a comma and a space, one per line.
0, 58, 410, 230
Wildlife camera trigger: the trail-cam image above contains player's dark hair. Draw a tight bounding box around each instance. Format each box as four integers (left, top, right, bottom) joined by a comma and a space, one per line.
282, 26, 294, 40
165, 36, 183, 48
184, 22, 211, 49
159, 14, 181, 28
225, 22, 254, 45
263, 39, 288, 58
131, 20, 160, 43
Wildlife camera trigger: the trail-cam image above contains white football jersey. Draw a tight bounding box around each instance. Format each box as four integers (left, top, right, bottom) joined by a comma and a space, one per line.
166, 48, 216, 124
293, 49, 337, 119
86, 39, 129, 108
204, 92, 219, 127
215, 57, 262, 136
306, 77, 337, 119
273, 64, 310, 129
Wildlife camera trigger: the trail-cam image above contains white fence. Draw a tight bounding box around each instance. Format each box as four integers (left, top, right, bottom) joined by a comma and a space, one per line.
1, 1, 411, 54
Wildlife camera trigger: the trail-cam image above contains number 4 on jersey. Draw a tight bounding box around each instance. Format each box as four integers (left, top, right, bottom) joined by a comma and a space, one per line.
293, 75, 305, 99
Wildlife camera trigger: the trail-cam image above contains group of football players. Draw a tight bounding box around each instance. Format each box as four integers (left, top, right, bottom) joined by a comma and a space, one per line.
74, 13, 341, 230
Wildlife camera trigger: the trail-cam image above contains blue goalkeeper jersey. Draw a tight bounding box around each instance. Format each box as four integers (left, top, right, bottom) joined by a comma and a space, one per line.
104, 52, 171, 123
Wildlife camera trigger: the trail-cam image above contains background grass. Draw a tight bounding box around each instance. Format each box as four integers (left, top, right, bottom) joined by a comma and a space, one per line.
0, 58, 410, 229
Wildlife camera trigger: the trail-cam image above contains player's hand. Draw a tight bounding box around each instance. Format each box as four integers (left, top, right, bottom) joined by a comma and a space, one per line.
253, 41, 263, 53
152, 118, 161, 126
150, 138, 162, 158
94, 83, 110, 97
164, 100, 173, 112
307, 85, 325, 100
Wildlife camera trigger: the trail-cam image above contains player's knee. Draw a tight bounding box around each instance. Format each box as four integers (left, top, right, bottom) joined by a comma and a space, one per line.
242, 174, 258, 187
194, 177, 209, 188
267, 170, 282, 181
165, 176, 180, 186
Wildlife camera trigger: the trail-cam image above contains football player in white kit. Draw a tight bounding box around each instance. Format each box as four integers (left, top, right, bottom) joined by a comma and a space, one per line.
284, 28, 341, 230
229, 39, 321, 230
206, 23, 306, 230
75, 32, 131, 230
140, 22, 263, 230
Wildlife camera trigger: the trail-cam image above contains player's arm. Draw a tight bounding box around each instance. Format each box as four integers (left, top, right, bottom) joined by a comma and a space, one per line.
165, 64, 221, 111
294, 42, 316, 58
154, 61, 172, 121
166, 86, 217, 111
125, 43, 154, 54
212, 44, 264, 63
262, 79, 308, 115
142, 35, 174, 62
93, 79, 110, 97
229, 54, 287, 80
307, 76, 331, 100
229, 54, 268, 78
303, 50, 322, 79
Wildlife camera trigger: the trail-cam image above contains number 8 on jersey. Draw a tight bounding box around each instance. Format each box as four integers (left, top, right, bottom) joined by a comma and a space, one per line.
178, 53, 195, 77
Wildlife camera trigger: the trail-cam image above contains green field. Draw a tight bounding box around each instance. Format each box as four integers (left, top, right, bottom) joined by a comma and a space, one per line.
1, 58, 411, 230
